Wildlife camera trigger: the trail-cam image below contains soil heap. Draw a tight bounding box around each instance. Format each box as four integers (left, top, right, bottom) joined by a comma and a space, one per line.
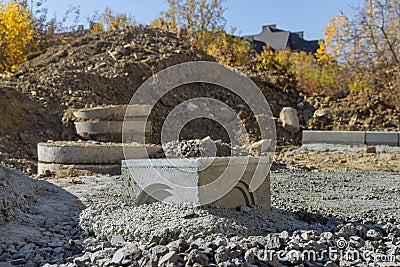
0, 26, 302, 172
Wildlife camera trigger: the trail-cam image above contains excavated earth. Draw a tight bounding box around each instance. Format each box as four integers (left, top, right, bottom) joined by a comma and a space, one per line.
0, 26, 304, 177
0, 27, 400, 266
1, 26, 398, 176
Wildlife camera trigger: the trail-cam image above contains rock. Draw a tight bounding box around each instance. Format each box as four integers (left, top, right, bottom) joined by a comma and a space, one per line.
112, 247, 128, 264
244, 250, 255, 264
73, 254, 90, 267
300, 232, 311, 241
8, 259, 26, 265
188, 249, 209, 266
183, 210, 198, 219
111, 235, 125, 246
53, 247, 64, 255
364, 146, 377, 154
90, 250, 112, 263
198, 136, 217, 157
191, 238, 206, 249
214, 237, 228, 247
215, 251, 230, 264
0, 167, 5, 178
150, 245, 168, 259
247, 139, 274, 156
320, 232, 334, 241
337, 223, 357, 237
265, 234, 282, 250
313, 108, 331, 118
366, 229, 383, 241
279, 107, 300, 133
158, 251, 178, 265
167, 239, 189, 253
325, 261, 338, 267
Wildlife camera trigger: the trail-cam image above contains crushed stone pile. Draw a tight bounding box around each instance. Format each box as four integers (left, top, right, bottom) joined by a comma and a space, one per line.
0, 167, 41, 224
79, 202, 308, 242
76, 201, 400, 266
159, 137, 249, 158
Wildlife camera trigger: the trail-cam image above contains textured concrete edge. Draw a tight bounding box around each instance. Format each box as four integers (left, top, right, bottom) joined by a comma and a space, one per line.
37, 162, 122, 175
121, 157, 271, 209
121, 156, 272, 168
38, 142, 161, 164
302, 130, 400, 146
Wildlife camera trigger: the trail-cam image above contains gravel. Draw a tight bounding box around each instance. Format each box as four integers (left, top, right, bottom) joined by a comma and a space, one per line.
272, 170, 400, 223
160, 137, 250, 158
72, 169, 400, 266
1, 168, 399, 266
291, 144, 400, 154
79, 202, 311, 242
52, 220, 400, 266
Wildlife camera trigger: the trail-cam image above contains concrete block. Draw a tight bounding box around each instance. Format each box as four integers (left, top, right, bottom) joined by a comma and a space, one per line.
366, 131, 399, 146
280, 107, 300, 133
73, 105, 152, 120
122, 157, 271, 209
74, 120, 151, 135
302, 131, 366, 145
38, 141, 160, 164
38, 162, 121, 175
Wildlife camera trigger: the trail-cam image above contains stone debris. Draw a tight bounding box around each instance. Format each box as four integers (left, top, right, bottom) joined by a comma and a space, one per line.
160, 137, 249, 158
0, 169, 400, 266
364, 146, 377, 153
22, 219, 400, 266
280, 107, 301, 133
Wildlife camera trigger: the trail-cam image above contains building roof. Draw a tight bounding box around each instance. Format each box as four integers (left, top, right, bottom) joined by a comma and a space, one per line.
245, 24, 321, 53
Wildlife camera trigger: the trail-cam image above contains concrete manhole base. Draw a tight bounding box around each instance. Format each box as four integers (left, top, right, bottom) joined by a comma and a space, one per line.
37, 141, 161, 175
122, 157, 271, 209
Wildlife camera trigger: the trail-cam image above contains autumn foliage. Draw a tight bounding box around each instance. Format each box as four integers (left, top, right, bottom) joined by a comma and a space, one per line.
1, 0, 398, 103
322, 0, 400, 98
0, 1, 33, 73
151, 0, 254, 67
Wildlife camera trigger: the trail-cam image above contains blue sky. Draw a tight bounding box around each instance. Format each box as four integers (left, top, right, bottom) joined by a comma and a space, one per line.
42, 0, 361, 40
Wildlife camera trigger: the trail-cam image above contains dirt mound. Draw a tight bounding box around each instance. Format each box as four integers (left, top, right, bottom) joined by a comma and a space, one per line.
307, 93, 400, 131
0, 27, 213, 159
0, 26, 303, 173
0, 167, 42, 224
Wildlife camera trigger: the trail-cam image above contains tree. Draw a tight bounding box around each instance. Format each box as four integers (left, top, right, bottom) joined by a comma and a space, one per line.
90, 7, 136, 33
152, 0, 254, 67
323, 0, 400, 94
0, 0, 33, 73
152, 0, 226, 45
29, 0, 81, 51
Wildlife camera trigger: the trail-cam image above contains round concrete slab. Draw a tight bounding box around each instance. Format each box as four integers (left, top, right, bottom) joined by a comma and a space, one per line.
38, 141, 161, 164
73, 105, 152, 120
75, 121, 151, 135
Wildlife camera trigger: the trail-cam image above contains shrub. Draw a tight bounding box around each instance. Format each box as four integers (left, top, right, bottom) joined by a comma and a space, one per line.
0, 1, 33, 73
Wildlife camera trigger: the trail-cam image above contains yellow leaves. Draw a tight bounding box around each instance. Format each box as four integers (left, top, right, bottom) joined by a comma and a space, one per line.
253, 46, 289, 73
90, 7, 135, 33
253, 46, 343, 95
151, 0, 252, 67
349, 73, 373, 94
315, 40, 335, 65
323, 11, 349, 59
90, 22, 104, 34
205, 31, 254, 67
0, 1, 34, 73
